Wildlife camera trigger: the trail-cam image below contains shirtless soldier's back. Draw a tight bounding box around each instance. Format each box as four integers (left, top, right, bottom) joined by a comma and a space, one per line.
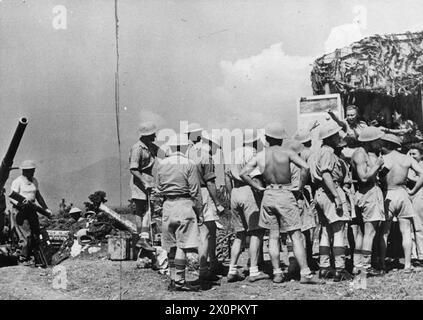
379, 134, 423, 273
241, 122, 322, 285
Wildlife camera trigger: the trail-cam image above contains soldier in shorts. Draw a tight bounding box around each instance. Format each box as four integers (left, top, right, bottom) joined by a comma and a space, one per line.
407, 145, 423, 266
240, 123, 322, 284
311, 121, 352, 282
156, 134, 203, 292
129, 121, 158, 252
351, 127, 385, 276
225, 131, 269, 283
186, 126, 225, 283
378, 134, 423, 273
285, 140, 318, 279
292, 133, 318, 257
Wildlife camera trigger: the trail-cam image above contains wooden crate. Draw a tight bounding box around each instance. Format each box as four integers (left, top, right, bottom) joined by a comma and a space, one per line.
107, 234, 133, 261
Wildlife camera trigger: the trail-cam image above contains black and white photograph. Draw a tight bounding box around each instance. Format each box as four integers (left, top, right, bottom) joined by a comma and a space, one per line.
2, 0, 423, 304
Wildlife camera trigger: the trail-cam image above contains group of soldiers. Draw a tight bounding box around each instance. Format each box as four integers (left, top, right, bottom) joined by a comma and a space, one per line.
129, 104, 423, 292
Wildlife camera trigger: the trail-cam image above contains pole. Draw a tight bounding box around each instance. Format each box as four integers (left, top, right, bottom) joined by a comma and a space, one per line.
114, 0, 123, 207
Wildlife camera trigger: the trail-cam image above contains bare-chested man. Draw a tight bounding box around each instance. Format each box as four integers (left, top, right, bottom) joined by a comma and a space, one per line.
379, 134, 423, 273
351, 127, 385, 276
240, 123, 322, 284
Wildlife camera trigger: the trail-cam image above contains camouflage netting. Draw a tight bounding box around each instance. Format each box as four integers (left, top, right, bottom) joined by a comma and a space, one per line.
311, 31, 423, 96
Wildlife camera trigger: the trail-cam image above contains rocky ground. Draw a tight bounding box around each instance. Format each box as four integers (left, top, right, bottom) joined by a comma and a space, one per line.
1, 244, 423, 300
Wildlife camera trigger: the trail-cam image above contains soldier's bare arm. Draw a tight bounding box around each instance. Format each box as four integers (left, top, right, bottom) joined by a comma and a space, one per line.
289, 150, 309, 170
224, 171, 233, 200
35, 190, 48, 210
352, 152, 383, 183
328, 110, 347, 131
240, 155, 265, 191
289, 150, 309, 190
408, 158, 423, 196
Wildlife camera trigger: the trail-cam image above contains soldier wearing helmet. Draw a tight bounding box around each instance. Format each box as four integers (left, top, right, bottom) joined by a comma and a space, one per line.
185, 123, 225, 284
129, 121, 158, 252
225, 130, 269, 283
10, 160, 52, 265
155, 133, 203, 292
240, 122, 322, 285
378, 134, 423, 273
350, 126, 386, 276
310, 120, 352, 282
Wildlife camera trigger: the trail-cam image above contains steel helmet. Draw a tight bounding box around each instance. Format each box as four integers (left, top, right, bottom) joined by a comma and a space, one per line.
292, 130, 312, 144
318, 121, 342, 140
265, 123, 288, 139
138, 121, 157, 136
21, 160, 36, 170
357, 126, 384, 142
184, 122, 203, 134
202, 130, 221, 147
69, 207, 82, 214
381, 133, 401, 147
167, 134, 189, 147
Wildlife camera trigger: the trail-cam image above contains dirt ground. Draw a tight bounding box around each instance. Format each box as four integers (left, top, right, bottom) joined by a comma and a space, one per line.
1, 244, 423, 300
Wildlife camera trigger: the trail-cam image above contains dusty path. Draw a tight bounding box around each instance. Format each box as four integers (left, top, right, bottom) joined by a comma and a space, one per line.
1, 255, 423, 300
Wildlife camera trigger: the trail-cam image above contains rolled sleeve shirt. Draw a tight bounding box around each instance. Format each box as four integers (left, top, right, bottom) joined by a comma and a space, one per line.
187, 142, 216, 187
129, 140, 156, 200
156, 152, 203, 214
311, 145, 345, 184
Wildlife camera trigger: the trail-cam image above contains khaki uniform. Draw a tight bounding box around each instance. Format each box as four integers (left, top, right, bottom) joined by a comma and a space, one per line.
290, 163, 316, 232
129, 140, 156, 201
382, 151, 416, 221
260, 184, 302, 233
156, 152, 202, 252
129, 140, 157, 235
385, 187, 415, 220
187, 142, 218, 222
351, 148, 385, 223
227, 146, 261, 233
355, 186, 385, 222
311, 145, 350, 225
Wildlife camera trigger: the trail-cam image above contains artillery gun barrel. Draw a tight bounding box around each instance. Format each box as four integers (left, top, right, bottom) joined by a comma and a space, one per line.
0, 118, 28, 190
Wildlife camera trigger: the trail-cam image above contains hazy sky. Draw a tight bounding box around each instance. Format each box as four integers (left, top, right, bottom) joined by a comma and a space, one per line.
2, 0, 423, 205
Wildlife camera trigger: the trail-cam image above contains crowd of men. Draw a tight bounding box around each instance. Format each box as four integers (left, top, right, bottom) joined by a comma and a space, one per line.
128, 103, 423, 292
10, 102, 423, 293
7, 105, 423, 293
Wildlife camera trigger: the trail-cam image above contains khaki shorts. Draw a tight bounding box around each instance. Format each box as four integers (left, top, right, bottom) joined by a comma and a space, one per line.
259, 187, 302, 233
355, 185, 385, 223
161, 198, 200, 251
231, 186, 261, 233
385, 187, 415, 220
315, 186, 350, 225
201, 187, 219, 222
298, 198, 317, 232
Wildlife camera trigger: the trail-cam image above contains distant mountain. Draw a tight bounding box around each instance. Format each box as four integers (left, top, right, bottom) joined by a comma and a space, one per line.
40, 157, 131, 210
37, 156, 226, 212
